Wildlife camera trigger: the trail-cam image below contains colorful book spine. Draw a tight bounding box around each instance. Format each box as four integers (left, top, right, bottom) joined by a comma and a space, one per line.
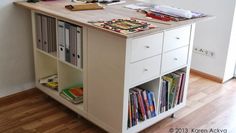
147, 91, 155, 117
150, 91, 156, 117
142, 90, 151, 119
135, 88, 146, 121
128, 94, 132, 128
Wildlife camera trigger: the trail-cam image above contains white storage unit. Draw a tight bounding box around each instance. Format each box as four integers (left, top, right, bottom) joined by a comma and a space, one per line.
32, 11, 195, 132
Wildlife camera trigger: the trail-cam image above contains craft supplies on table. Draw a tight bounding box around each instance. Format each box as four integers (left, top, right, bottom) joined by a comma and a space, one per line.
65, 3, 104, 11
88, 18, 157, 34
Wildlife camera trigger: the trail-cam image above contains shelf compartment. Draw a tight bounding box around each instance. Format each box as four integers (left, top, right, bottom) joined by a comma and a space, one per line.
159, 68, 187, 114
128, 78, 160, 129
36, 83, 85, 117
35, 14, 57, 56
35, 51, 57, 81
58, 61, 83, 92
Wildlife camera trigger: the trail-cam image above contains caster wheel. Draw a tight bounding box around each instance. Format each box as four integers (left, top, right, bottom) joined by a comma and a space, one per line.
171, 113, 175, 118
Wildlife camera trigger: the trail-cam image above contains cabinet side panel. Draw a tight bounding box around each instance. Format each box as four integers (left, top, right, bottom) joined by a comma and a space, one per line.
183, 24, 196, 105
87, 28, 126, 132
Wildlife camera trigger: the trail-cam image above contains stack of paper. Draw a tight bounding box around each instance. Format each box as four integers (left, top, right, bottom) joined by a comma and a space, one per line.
125, 3, 155, 10
154, 5, 204, 19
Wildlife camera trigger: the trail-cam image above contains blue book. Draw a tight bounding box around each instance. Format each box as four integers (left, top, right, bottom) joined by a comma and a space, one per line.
147, 91, 155, 118
150, 91, 156, 117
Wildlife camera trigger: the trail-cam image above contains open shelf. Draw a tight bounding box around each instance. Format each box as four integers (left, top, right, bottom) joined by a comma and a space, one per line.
127, 78, 160, 129
34, 13, 86, 120
159, 68, 187, 114
36, 83, 85, 117
58, 61, 83, 92
35, 51, 57, 81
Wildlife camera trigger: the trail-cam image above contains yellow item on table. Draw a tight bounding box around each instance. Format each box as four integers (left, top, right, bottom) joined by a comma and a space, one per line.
65, 3, 104, 11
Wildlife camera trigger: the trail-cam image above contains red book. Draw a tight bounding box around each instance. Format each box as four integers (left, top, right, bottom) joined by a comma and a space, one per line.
135, 88, 146, 121
69, 87, 83, 98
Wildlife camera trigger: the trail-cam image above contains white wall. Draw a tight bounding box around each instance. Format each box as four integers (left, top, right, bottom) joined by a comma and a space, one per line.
223, 5, 236, 81
0, 0, 35, 97
147, 0, 236, 81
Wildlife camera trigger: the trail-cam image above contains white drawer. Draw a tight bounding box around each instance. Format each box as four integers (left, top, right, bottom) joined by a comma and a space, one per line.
163, 25, 191, 52
161, 46, 189, 74
129, 55, 161, 86
131, 33, 163, 62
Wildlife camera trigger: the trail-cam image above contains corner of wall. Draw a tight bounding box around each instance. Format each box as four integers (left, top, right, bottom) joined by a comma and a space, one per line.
0, 82, 35, 98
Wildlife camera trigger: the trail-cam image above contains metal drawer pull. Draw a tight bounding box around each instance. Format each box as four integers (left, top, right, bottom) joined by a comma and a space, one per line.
176, 37, 180, 40
145, 45, 150, 48
174, 58, 178, 61
144, 68, 148, 71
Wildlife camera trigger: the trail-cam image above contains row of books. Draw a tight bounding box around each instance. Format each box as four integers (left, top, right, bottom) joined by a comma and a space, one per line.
39, 74, 58, 90
36, 14, 57, 53
128, 88, 157, 128
160, 71, 186, 113
58, 21, 83, 69
60, 84, 83, 104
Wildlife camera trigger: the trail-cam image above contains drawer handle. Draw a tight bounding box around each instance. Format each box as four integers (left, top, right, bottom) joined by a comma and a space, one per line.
145, 45, 150, 48
144, 68, 148, 72
176, 37, 180, 40
174, 58, 178, 61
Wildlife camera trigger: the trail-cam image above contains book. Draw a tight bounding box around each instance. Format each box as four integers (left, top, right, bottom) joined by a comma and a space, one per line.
172, 72, 181, 107
160, 80, 168, 113
179, 73, 186, 103
132, 92, 139, 124
77, 27, 82, 69
147, 91, 155, 117
42, 15, 48, 52
163, 75, 172, 109
150, 91, 157, 117
69, 24, 77, 66
175, 71, 186, 104
134, 88, 146, 121
51, 17, 56, 52
65, 22, 71, 63
36, 14, 42, 50
58, 21, 66, 61
60, 84, 84, 104
142, 90, 151, 119
69, 87, 83, 97
128, 94, 132, 128
39, 74, 58, 90
130, 92, 135, 126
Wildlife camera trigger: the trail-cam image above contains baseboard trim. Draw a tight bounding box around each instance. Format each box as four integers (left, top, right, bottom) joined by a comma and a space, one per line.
190, 69, 223, 83
0, 82, 35, 98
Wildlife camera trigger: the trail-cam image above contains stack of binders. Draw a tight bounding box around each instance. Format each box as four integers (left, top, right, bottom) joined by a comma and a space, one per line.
58, 21, 83, 69
36, 14, 57, 53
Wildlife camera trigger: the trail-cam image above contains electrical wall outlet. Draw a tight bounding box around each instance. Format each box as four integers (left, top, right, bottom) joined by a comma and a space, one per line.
193, 47, 215, 57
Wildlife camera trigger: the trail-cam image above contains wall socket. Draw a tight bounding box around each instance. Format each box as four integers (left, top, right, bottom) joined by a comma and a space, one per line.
193, 47, 215, 57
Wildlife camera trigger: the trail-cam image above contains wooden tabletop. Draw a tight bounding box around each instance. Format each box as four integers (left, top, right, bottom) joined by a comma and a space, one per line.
14, 0, 213, 38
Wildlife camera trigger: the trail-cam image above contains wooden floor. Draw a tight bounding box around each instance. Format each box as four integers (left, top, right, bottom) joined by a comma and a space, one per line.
0, 74, 236, 133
